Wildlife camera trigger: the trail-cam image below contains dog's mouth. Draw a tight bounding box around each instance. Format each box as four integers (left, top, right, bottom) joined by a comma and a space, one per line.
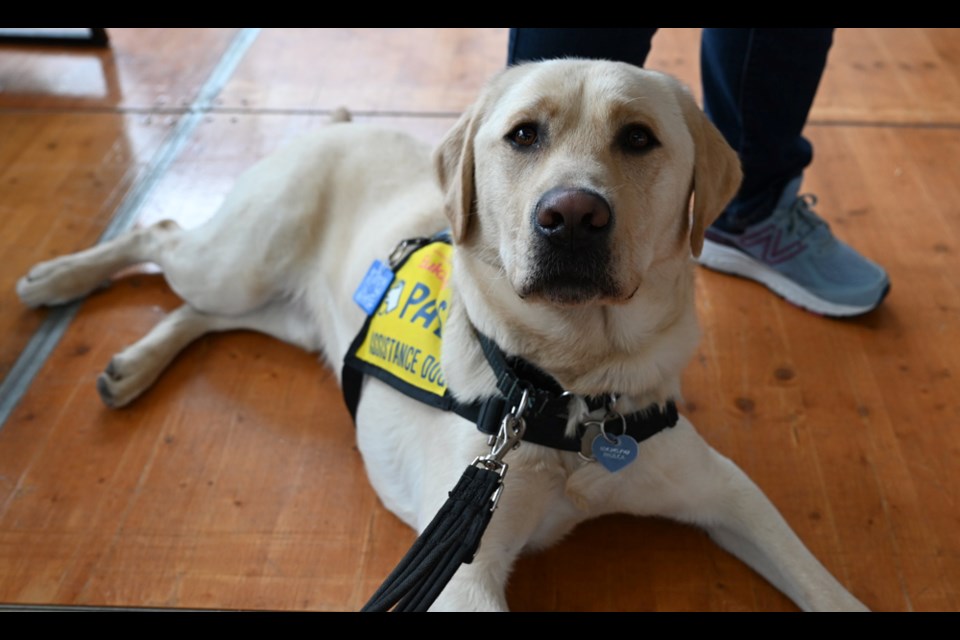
517, 247, 622, 306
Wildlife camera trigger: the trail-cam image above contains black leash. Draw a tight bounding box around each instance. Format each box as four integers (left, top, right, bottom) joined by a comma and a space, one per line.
361, 392, 528, 612
360, 466, 502, 612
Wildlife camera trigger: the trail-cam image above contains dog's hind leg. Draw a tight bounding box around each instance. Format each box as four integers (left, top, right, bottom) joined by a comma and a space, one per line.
97, 300, 319, 408
17, 220, 185, 308
19, 217, 320, 407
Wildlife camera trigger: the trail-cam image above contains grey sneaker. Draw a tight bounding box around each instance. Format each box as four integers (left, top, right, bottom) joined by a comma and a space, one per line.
698, 177, 890, 317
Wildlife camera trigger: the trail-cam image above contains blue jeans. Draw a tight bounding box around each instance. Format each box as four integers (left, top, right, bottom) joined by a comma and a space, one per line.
507, 28, 835, 232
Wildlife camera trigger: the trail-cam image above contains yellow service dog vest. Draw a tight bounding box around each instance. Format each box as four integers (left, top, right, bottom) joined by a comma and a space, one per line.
343, 235, 458, 416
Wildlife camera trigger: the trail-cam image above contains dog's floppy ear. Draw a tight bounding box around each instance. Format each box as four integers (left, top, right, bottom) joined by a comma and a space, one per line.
676, 89, 743, 257
434, 106, 480, 244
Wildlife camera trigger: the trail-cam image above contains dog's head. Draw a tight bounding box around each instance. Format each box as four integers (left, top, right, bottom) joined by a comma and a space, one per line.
435, 59, 741, 308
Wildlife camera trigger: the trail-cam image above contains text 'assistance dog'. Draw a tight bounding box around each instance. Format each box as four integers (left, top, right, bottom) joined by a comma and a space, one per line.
17, 59, 868, 611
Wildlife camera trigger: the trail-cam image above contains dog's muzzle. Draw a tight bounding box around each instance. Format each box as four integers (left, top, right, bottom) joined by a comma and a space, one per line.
522, 187, 619, 304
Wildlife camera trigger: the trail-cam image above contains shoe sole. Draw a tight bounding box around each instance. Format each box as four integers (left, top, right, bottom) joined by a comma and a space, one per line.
698, 240, 889, 317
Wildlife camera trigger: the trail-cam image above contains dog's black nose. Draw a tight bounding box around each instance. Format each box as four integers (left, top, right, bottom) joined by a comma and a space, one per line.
533, 187, 612, 247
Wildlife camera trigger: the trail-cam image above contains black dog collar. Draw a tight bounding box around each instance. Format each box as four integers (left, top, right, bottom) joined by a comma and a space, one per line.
461, 330, 678, 453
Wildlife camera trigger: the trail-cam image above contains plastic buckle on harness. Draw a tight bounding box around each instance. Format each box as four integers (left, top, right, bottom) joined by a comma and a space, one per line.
388, 236, 431, 269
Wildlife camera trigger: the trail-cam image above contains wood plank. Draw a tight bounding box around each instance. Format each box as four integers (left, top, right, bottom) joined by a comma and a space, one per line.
650, 28, 960, 124
815, 28, 960, 124
0, 29, 241, 110
214, 28, 508, 113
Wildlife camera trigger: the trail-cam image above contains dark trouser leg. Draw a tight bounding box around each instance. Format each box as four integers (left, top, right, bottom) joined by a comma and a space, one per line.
701, 28, 835, 231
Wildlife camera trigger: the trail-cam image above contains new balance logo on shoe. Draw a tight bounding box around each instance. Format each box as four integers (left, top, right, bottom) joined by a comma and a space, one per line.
739, 224, 807, 265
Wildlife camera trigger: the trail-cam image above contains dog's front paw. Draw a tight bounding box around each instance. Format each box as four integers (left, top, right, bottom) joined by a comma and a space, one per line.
96, 353, 160, 408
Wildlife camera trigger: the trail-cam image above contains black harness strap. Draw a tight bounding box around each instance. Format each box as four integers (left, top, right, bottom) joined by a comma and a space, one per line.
468, 331, 679, 452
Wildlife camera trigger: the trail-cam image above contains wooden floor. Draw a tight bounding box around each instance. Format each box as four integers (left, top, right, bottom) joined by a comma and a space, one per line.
1, 28, 958, 612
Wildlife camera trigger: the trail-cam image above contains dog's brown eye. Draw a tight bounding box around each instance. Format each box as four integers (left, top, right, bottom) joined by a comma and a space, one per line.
622, 125, 657, 152
508, 124, 539, 148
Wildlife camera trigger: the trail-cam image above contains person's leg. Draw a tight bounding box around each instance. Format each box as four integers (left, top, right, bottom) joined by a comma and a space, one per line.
700, 28, 833, 231
507, 28, 657, 66
697, 28, 889, 316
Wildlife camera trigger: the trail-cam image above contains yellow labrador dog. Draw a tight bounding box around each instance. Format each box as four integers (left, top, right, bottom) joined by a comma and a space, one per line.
17, 59, 867, 611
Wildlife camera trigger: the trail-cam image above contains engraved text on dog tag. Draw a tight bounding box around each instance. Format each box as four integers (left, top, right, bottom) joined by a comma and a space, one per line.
591, 434, 639, 472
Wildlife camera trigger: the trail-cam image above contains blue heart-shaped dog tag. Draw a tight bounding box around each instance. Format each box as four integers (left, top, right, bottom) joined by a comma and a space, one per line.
591, 434, 639, 472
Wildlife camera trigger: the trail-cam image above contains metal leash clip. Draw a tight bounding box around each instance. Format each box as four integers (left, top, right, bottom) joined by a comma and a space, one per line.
472, 388, 529, 510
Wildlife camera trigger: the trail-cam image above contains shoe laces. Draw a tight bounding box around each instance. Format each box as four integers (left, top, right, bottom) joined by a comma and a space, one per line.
784, 193, 828, 239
